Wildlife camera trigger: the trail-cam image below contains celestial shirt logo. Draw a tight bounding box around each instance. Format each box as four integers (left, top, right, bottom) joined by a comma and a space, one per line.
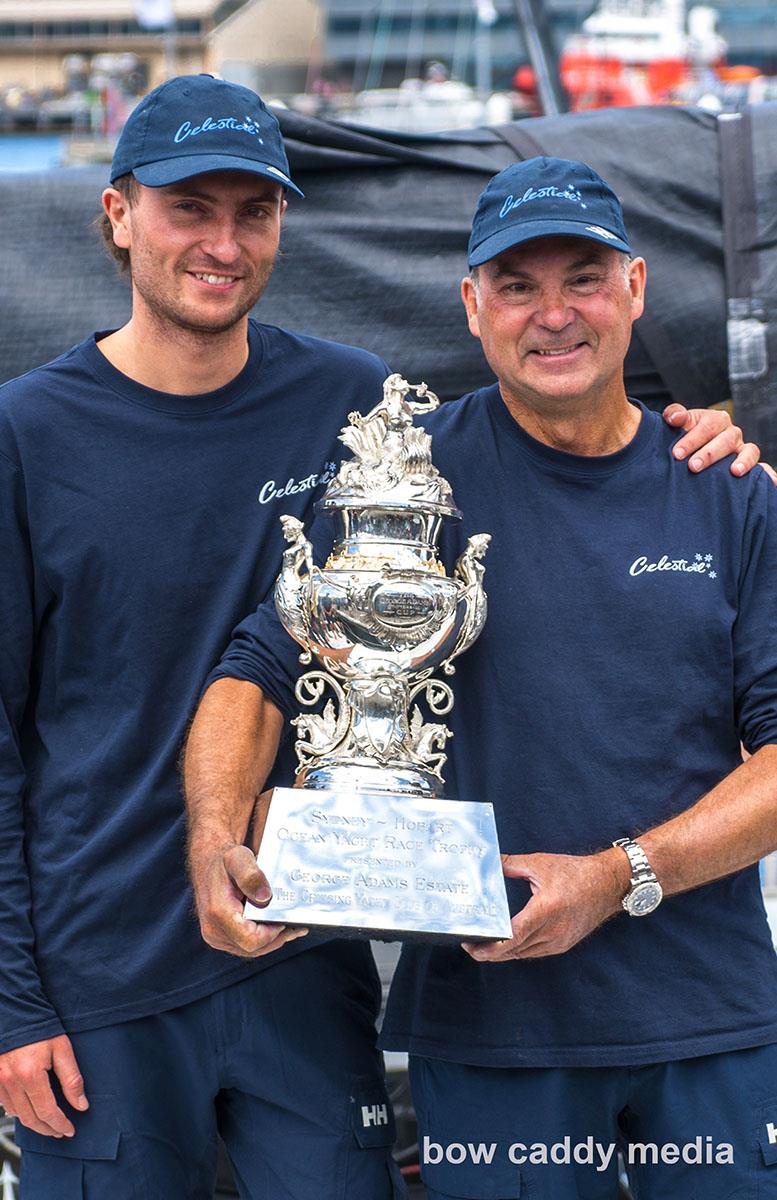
499, 185, 586, 220
629, 551, 717, 580
174, 114, 265, 145
258, 460, 337, 505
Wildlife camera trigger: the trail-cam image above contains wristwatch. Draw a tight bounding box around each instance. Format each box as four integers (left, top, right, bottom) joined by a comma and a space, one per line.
612, 837, 663, 916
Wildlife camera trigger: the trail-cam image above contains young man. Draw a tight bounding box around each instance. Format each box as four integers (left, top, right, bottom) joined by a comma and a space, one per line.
0, 74, 404, 1199
186, 157, 777, 1199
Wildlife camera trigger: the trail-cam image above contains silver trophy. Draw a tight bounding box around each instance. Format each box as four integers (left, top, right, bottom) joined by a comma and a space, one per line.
246, 374, 511, 941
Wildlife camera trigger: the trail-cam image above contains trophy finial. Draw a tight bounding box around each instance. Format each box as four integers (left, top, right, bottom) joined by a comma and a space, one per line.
323, 375, 456, 513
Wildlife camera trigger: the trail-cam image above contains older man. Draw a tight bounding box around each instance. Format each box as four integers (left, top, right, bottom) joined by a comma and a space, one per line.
186, 157, 777, 1199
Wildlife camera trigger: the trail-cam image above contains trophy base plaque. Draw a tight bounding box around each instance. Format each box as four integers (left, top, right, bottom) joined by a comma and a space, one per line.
245, 787, 512, 943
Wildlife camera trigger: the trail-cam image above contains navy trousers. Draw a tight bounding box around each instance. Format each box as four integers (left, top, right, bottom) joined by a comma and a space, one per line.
17, 944, 405, 1200
411, 1044, 777, 1198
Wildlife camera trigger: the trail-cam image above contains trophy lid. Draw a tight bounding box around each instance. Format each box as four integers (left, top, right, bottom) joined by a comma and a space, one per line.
315, 374, 461, 520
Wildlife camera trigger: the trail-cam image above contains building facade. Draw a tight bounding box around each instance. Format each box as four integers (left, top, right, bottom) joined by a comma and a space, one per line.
0, 1, 223, 91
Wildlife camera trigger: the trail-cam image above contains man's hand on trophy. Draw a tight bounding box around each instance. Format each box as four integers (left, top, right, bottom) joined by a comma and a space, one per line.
184, 680, 305, 956
462, 850, 630, 962
191, 842, 308, 958
662, 403, 772, 478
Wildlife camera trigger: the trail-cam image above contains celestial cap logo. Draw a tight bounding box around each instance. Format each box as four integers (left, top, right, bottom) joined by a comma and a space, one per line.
174, 114, 265, 145
499, 184, 586, 220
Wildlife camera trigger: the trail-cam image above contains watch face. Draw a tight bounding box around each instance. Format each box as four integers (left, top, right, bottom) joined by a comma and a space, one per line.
627, 881, 663, 916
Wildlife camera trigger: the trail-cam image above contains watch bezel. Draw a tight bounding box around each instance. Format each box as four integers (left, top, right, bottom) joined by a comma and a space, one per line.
623, 879, 663, 916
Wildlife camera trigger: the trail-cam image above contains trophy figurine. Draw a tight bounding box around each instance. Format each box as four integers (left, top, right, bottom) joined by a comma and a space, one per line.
245, 375, 511, 942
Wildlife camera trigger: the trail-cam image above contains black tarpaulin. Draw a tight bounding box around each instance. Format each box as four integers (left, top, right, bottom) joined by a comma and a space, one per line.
1, 103, 775, 449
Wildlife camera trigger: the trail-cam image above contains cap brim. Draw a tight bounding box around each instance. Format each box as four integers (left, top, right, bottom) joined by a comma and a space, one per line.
468, 218, 631, 267
131, 153, 304, 196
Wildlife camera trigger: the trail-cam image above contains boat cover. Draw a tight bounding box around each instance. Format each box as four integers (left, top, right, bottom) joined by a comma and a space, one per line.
1, 103, 775, 452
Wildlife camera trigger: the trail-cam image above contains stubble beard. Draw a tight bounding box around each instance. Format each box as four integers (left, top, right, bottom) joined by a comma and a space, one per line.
131, 257, 276, 337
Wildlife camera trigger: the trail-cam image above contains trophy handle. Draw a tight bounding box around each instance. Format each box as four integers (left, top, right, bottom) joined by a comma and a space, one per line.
292, 671, 350, 774
275, 514, 315, 658
440, 533, 491, 674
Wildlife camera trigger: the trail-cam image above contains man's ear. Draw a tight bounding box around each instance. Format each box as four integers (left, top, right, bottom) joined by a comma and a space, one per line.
461, 275, 481, 339
628, 256, 647, 322
102, 187, 132, 251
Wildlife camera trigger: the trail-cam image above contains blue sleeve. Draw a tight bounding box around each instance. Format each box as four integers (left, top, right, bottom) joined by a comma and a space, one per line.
205, 597, 303, 721
734, 470, 777, 753
0, 451, 65, 1052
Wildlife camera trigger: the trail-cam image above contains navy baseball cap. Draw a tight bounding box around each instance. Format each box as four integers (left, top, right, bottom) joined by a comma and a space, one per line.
110, 74, 303, 196
468, 157, 631, 267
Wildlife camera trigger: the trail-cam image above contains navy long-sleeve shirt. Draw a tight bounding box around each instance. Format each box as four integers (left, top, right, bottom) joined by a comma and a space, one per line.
0, 320, 389, 1053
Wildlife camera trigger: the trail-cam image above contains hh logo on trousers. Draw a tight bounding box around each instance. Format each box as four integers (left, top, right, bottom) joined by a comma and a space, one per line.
767, 1121, 777, 1146
361, 1104, 389, 1128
